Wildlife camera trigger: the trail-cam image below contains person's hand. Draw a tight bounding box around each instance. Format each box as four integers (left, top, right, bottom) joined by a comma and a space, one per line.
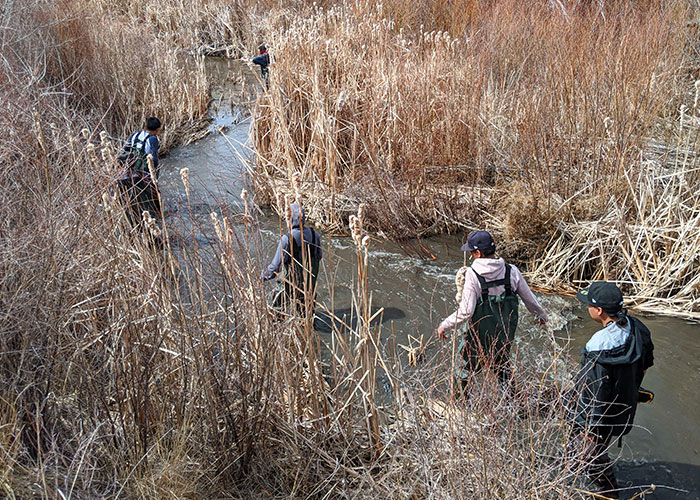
537, 318, 547, 328
437, 327, 447, 341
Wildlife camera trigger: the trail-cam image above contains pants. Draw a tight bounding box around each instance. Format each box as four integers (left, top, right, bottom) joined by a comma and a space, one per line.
117, 175, 162, 228
582, 432, 619, 498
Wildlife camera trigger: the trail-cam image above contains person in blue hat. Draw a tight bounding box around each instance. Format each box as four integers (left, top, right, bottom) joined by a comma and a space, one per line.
573, 281, 654, 499
437, 230, 548, 393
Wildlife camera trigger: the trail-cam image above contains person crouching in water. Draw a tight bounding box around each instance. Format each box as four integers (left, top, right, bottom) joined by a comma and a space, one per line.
573, 281, 654, 499
261, 202, 322, 317
436, 230, 548, 396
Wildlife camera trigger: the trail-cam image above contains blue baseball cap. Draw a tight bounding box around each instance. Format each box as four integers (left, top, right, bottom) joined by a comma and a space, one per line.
461, 230, 496, 254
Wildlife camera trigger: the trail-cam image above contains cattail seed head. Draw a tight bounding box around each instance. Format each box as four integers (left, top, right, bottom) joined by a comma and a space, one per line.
147, 155, 157, 183
81, 128, 90, 140
100, 131, 108, 145
210, 212, 224, 243
179, 168, 190, 198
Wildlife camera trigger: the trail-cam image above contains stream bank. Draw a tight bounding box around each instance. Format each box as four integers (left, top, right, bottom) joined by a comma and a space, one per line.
159, 58, 700, 499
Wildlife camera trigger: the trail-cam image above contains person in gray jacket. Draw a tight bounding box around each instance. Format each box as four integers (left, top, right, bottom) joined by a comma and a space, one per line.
262, 203, 322, 315
574, 281, 654, 499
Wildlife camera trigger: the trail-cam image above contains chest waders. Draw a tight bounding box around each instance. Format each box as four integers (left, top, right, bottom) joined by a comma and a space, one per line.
274, 229, 321, 316
457, 264, 519, 387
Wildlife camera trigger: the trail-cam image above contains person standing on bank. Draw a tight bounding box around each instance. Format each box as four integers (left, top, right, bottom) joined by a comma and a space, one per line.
252, 44, 270, 88
436, 230, 548, 393
117, 117, 162, 226
573, 281, 654, 499
261, 202, 322, 316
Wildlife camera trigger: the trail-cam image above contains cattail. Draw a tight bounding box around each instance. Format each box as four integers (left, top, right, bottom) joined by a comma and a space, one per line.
147, 154, 157, 183
81, 128, 90, 140
210, 212, 224, 243
284, 195, 292, 231
275, 191, 282, 213
180, 168, 190, 200
358, 203, 366, 230
101, 148, 111, 164
291, 171, 301, 204
241, 189, 249, 218
455, 266, 468, 304
680, 104, 688, 128
102, 192, 113, 214
86, 143, 98, 166
142, 210, 161, 237
100, 130, 108, 146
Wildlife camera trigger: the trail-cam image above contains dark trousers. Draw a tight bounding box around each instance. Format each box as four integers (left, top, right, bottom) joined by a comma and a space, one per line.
116, 176, 161, 228
583, 433, 620, 498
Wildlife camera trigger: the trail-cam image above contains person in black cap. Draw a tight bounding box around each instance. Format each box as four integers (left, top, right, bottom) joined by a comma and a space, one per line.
436, 230, 548, 394
573, 281, 654, 499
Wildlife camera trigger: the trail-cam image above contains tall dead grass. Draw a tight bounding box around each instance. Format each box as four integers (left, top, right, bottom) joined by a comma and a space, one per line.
251, 0, 700, 316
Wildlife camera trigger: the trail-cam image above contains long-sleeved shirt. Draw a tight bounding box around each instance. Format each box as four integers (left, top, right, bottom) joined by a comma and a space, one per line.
261, 203, 322, 281
439, 257, 548, 333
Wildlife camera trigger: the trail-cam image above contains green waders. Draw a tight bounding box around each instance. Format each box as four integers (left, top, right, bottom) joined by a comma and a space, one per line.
272, 230, 321, 317
457, 264, 519, 393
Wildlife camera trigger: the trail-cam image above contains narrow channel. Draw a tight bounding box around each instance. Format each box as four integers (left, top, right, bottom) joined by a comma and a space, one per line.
158, 58, 700, 498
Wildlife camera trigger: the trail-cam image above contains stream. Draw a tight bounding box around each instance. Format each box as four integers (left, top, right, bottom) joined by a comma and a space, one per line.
158, 58, 700, 499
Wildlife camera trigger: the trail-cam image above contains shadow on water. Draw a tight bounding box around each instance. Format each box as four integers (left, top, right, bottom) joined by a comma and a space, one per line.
617, 461, 700, 499
313, 306, 406, 333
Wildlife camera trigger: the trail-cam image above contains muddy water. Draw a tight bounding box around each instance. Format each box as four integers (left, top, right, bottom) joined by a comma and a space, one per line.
159, 58, 700, 498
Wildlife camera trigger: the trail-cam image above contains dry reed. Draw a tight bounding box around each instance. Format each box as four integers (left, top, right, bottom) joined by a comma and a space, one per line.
250, 0, 700, 317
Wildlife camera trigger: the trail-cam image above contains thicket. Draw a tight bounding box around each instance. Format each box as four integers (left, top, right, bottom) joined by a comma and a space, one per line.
252, 0, 700, 317
0, 0, 687, 498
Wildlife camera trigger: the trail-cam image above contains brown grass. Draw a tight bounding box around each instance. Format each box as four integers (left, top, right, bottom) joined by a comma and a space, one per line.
0, 0, 687, 498
251, 0, 700, 316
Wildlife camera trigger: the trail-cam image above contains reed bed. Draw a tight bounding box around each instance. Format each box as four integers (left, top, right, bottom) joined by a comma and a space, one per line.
251, 0, 700, 316
0, 0, 688, 498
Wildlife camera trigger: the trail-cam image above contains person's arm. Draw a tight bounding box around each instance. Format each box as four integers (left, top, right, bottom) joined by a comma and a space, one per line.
512, 266, 548, 323
145, 135, 159, 169
438, 271, 478, 336
252, 54, 266, 66
261, 235, 289, 281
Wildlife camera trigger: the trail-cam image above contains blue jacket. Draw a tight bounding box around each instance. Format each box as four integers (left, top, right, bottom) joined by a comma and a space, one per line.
262, 203, 322, 281
252, 53, 270, 69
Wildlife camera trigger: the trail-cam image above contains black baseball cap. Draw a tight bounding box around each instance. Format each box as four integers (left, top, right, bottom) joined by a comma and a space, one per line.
460, 230, 496, 254
576, 281, 624, 314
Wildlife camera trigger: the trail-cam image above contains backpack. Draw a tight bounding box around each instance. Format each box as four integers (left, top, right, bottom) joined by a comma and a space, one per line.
118, 131, 152, 177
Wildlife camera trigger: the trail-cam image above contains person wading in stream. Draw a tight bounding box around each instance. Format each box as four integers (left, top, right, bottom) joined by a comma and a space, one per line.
261, 202, 322, 317
573, 281, 654, 499
117, 117, 162, 228
436, 230, 548, 396
252, 44, 270, 88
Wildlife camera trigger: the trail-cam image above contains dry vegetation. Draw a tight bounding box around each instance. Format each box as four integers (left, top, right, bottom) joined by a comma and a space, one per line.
251, 0, 700, 316
0, 0, 694, 498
